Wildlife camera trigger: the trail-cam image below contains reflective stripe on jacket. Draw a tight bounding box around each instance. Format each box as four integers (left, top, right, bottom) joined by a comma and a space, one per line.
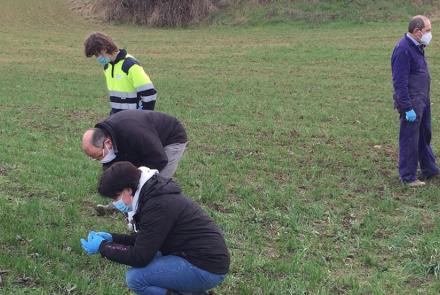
104, 49, 157, 112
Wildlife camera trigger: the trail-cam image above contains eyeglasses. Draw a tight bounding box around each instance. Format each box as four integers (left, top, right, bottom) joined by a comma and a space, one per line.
88, 143, 106, 161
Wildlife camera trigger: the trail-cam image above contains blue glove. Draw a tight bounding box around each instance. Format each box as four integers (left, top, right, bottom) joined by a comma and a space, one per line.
405, 109, 416, 122
95, 231, 112, 242
80, 231, 105, 255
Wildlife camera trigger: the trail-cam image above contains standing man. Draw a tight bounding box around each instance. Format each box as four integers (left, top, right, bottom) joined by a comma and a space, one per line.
84, 32, 157, 115
391, 15, 439, 187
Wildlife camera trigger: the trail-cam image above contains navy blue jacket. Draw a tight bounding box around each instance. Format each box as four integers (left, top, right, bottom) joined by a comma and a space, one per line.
391, 34, 431, 112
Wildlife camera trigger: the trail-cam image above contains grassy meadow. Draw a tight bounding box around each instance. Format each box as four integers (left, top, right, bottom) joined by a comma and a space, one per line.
1, 0, 440, 294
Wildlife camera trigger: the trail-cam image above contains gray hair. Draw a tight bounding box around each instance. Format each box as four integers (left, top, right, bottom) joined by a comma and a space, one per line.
408, 16, 426, 33
90, 128, 107, 148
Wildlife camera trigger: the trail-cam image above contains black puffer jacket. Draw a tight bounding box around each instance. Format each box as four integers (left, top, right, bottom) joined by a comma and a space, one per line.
99, 175, 230, 275
95, 110, 187, 171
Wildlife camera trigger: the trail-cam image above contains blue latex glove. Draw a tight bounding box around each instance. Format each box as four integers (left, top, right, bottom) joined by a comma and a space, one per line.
80, 231, 105, 255
95, 231, 112, 242
405, 109, 416, 122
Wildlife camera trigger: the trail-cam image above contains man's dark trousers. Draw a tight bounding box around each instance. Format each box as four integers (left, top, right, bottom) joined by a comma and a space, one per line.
399, 101, 439, 182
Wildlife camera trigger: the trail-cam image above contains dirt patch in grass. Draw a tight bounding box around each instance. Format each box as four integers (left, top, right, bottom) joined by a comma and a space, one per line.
341, 212, 356, 230
14, 274, 39, 288
405, 276, 424, 288
273, 172, 291, 185
206, 202, 229, 213
266, 245, 280, 259
0, 165, 7, 176
0, 270, 11, 288
372, 144, 397, 178
419, 212, 435, 233
53, 283, 78, 294
67, 109, 103, 123
192, 142, 219, 155
373, 228, 392, 238
81, 199, 103, 217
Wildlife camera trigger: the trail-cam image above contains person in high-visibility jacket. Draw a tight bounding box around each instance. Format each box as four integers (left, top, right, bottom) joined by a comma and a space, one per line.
84, 32, 157, 115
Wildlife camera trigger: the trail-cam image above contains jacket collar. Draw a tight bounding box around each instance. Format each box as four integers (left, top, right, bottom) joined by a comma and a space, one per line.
404, 34, 425, 55
112, 49, 128, 65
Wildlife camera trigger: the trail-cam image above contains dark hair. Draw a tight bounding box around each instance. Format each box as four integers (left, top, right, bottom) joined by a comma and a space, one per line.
408, 17, 425, 33
98, 161, 141, 198
91, 128, 107, 148
84, 32, 118, 57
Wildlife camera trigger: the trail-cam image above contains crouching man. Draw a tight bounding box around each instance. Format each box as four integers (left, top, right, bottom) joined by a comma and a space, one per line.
80, 161, 230, 295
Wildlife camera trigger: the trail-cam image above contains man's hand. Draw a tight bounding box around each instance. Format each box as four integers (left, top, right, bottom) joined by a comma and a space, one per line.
405, 109, 416, 122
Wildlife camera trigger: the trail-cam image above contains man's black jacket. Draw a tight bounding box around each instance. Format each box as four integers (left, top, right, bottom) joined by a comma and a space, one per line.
95, 110, 187, 170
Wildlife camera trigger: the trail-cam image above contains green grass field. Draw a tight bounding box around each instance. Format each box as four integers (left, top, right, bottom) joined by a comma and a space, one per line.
1, 0, 440, 294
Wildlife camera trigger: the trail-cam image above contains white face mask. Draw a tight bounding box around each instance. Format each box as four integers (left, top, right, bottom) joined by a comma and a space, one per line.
421, 32, 432, 46
100, 144, 116, 164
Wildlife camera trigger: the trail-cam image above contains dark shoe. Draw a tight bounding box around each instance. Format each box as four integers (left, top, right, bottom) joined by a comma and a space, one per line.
420, 172, 439, 181
95, 204, 118, 216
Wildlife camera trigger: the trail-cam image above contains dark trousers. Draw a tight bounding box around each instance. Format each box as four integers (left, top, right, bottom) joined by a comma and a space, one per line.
399, 102, 439, 182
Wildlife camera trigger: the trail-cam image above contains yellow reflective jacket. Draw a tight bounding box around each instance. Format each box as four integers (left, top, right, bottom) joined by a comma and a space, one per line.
103, 49, 157, 114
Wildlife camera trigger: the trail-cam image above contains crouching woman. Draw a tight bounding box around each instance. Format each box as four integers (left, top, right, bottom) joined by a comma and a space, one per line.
80, 161, 230, 295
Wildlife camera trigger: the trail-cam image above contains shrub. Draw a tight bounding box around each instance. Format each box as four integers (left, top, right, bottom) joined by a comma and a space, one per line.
92, 0, 219, 26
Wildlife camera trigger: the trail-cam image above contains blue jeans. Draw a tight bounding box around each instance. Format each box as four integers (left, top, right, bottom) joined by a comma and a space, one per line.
125, 252, 226, 295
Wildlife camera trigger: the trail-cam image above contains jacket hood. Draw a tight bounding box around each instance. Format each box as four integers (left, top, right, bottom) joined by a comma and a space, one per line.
139, 175, 182, 203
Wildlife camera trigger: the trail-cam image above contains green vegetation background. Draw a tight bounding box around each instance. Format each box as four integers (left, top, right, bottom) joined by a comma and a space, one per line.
1, 0, 440, 294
